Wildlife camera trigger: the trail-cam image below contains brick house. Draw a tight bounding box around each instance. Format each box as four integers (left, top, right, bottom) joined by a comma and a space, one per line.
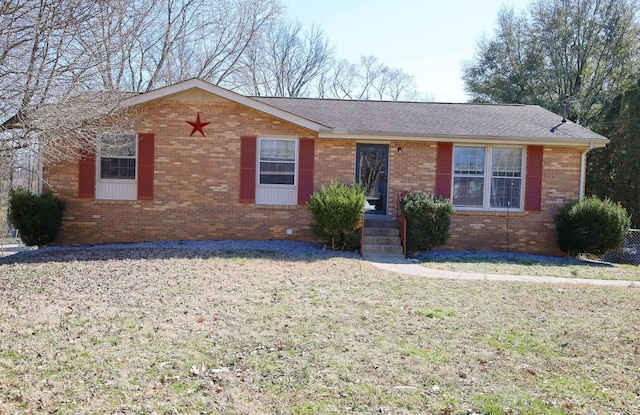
45, 79, 607, 256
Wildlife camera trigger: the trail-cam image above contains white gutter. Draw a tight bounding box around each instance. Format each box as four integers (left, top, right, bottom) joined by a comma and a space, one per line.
318, 131, 609, 148
579, 143, 594, 200
38, 153, 43, 195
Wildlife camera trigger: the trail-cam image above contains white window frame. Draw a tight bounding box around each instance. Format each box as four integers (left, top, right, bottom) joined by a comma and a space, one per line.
452, 145, 525, 211
98, 133, 138, 182
256, 137, 298, 205
96, 133, 138, 200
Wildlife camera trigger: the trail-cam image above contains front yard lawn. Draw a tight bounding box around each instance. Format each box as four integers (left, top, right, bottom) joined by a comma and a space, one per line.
1, 247, 639, 414
417, 250, 640, 281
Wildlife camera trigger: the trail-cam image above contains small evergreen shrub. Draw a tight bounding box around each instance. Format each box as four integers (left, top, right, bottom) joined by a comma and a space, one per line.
308, 181, 365, 250
555, 196, 630, 256
401, 192, 453, 254
8, 187, 66, 247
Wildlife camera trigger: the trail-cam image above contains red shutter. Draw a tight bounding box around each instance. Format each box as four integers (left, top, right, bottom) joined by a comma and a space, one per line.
78, 150, 96, 198
525, 145, 543, 211
435, 142, 453, 198
239, 136, 257, 203
137, 133, 155, 200
297, 137, 315, 204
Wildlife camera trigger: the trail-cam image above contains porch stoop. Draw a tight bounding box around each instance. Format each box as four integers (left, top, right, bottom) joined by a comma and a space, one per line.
361, 216, 405, 259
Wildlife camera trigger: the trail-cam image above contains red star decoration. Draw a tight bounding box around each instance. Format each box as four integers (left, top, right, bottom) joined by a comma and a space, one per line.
186, 113, 210, 137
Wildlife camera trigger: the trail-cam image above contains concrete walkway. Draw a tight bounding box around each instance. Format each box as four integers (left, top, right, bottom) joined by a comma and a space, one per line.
365, 255, 639, 288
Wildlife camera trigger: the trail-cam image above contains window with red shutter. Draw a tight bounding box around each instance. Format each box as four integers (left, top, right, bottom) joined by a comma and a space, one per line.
82, 132, 154, 200
447, 144, 526, 210
240, 136, 313, 205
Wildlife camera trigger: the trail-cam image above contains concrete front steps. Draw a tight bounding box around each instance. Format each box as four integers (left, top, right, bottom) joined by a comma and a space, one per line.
361, 215, 405, 259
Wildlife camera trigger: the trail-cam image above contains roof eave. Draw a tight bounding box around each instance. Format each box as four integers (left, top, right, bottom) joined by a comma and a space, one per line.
318, 130, 609, 147
123, 79, 327, 132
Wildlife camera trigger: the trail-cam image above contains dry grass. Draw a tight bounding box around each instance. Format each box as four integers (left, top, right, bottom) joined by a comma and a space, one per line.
1, 247, 639, 414
418, 250, 640, 281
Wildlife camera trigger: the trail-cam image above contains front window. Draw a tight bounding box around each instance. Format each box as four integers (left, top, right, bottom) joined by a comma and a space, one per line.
99, 133, 137, 180
259, 139, 296, 185
490, 147, 522, 208
255, 138, 298, 205
453, 146, 485, 207
453, 146, 523, 210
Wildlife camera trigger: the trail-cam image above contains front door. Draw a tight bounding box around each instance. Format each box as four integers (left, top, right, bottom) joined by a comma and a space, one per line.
356, 143, 389, 215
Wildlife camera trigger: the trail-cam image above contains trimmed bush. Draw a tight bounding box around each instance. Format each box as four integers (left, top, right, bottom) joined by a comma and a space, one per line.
8, 187, 66, 247
401, 192, 453, 254
308, 181, 365, 251
555, 196, 630, 256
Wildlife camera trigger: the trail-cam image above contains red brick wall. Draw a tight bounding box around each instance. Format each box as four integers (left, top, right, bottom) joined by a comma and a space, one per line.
380, 143, 583, 255
387, 141, 438, 216
314, 138, 357, 187
46, 98, 318, 245
45, 95, 587, 256
445, 146, 584, 255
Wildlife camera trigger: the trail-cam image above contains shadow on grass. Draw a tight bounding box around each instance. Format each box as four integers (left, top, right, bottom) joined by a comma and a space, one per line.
0, 240, 362, 265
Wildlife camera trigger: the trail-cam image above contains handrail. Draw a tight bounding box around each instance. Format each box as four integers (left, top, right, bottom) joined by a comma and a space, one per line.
396, 190, 408, 256
359, 213, 365, 257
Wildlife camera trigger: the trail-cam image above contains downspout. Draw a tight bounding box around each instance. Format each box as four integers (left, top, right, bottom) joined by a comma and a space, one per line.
38, 152, 44, 195
579, 143, 594, 200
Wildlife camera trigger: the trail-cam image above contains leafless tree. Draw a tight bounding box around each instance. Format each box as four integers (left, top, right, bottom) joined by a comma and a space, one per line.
133, 0, 284, 91
71, 0, 283, 92
231, 20, 333, 97
0, 0, 133, 166
1, 0, 423, 193
317, 59, 356, 99
0, 0, 284, 171
318, 55, 420, 101
72, 0, 153, 91
373, 67, 420, 101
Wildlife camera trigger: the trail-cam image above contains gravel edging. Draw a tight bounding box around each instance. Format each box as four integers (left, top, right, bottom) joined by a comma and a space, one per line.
4, 239, 363, 260
413, 248, 584, 265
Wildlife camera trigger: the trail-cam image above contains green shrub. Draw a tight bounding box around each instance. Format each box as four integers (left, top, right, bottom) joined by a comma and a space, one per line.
8, 187, 66, 247
308, 181, 365, 251
555, 196, 630, 256
401, 192, 453, 254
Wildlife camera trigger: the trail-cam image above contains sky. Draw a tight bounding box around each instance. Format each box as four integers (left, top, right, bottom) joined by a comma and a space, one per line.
285, 0, 532, 103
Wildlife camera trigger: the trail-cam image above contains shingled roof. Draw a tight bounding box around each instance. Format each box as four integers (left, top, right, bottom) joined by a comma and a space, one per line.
253, 96, 607, 146
123, 79, 607, 146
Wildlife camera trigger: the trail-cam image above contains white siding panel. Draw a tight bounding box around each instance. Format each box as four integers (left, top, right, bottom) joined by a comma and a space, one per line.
96, 181, 137, 200
256, 186, 297, 205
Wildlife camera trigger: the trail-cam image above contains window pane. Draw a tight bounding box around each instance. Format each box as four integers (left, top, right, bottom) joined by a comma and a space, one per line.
454, 147, 485, 175
260, 160, 295, 185
260, 139, 295, 162
260, 173, 295, 185
260, 162, 295, 173
259, 139, 296, 185
453, 177, 484, 206
101, 134, 136, 157
492, 147, 522, 177
490, 178, 521, 208
100, 158, 136, 179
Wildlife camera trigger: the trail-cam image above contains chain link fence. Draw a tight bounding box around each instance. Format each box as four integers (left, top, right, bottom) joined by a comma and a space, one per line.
598, 229, 640, 266
0, 221, 30, 258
